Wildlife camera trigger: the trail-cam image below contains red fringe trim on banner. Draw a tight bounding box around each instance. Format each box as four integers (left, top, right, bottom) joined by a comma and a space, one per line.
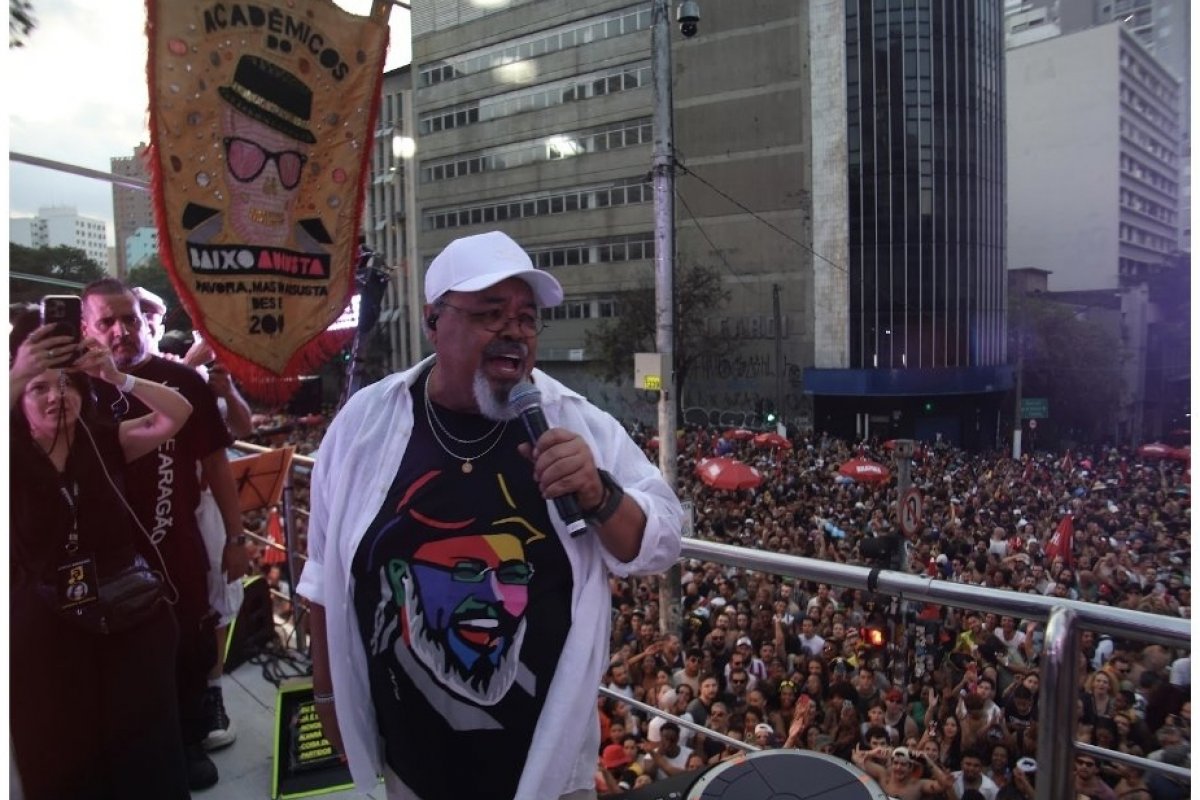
144, 0, 390, 409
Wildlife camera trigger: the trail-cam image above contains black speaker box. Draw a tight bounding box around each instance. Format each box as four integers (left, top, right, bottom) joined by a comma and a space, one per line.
224, 575, 274, 671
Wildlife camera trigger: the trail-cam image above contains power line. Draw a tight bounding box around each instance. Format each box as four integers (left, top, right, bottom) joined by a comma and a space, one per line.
676, 191, 748, 286
677, 161, 849, 277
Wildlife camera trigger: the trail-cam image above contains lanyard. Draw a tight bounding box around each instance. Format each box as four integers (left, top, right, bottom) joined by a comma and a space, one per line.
60, 479, 80, 554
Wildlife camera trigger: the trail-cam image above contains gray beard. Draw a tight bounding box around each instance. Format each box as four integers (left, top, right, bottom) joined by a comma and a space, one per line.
473, 370, 520, 422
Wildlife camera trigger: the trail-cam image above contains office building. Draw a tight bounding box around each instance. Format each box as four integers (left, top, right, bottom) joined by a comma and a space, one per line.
1004, 0, 1190, 248
10, 205, 110, 267
803, 1, 1013, 446
111, 143, 157, 278
361, 65, 420, 376
411, 1, 658, 410
404, 1, 1015, 445
1007, 23, 1181, 290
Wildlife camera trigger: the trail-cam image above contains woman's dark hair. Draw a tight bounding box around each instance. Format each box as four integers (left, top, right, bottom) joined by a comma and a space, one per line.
9, 305, 96, 428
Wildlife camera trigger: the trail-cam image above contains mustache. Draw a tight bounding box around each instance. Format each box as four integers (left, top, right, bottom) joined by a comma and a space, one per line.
482, 340, 527, 360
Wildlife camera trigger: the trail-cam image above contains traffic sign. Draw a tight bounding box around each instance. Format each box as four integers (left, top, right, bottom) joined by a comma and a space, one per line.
899, 487, 923, 536
1020, 398, 1049, 419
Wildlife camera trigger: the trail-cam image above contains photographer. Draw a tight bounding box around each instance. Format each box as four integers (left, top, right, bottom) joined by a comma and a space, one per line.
10, 312, 194, 798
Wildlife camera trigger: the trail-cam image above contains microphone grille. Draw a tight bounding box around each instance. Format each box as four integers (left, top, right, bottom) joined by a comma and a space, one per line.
507, 381, 542, 415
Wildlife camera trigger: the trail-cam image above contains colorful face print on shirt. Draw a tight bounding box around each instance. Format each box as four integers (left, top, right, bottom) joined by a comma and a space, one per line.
387, 532, 532, 704
363, 467, 554, 709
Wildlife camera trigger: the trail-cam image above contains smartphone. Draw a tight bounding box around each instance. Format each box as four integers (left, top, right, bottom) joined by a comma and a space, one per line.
40, 295, 83, 365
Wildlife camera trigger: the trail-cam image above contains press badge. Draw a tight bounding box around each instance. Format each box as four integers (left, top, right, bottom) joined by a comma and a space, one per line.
57, 556, 99, 610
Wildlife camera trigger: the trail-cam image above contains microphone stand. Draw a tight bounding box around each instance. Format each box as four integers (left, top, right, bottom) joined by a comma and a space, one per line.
339, 244, 392, 408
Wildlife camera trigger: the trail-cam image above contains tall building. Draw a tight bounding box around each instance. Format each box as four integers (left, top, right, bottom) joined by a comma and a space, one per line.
362, 65, 419, 375
402, 1, 1014, 445
1004, 0, 1190, 248
125, 226, 160, 270
411, 1, 659, 413
111, 143, 156, 278
10, 205, 110, 267
803, 1, 1013, 447
1007, 23, 1181, 289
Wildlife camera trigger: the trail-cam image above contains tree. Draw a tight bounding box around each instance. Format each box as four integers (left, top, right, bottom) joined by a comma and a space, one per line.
586, 263, 739, 417
9, 244, 106, 305
126, 256, 194, 331
10, 0, 35, 47
1010, 291, 1123, 444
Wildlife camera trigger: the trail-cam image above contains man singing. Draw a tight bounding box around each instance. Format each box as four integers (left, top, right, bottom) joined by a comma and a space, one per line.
297, 231, 684, 799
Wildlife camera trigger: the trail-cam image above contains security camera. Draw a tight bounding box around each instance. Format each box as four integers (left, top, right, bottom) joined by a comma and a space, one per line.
676, 0, 700, 37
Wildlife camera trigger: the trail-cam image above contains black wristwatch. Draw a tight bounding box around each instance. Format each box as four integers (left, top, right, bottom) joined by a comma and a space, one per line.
584, 469, 624, 525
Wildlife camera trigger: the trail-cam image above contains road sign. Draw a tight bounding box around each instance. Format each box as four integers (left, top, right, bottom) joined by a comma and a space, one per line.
899, 487, 923, 536
1020, 398, 1049, 419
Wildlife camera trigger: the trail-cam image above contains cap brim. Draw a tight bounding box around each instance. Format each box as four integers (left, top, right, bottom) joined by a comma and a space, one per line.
440, 268, 563, 308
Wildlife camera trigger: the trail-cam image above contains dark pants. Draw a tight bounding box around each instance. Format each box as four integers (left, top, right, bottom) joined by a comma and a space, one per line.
12, 596, 189, 800
172, 562, 219, 747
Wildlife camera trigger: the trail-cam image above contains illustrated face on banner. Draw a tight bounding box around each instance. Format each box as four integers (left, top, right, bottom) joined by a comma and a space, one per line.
387, 532, 532, 705
149, 0, 389, 387
222, 105, 310, 247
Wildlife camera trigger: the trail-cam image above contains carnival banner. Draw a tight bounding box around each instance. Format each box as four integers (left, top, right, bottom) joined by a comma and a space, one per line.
147, 0, 389, 401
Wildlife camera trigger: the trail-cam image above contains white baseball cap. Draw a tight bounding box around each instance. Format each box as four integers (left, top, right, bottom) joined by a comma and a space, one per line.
424, 231, 563, 308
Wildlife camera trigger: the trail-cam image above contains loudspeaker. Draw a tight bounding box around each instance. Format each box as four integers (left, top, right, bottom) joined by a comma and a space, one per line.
224, 575, 274, 671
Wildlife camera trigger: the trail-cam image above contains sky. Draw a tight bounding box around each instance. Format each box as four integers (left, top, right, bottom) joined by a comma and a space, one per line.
6, 0, 413, 246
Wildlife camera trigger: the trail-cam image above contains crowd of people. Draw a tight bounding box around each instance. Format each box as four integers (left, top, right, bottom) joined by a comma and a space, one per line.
256, 408, 1192, 798
591, 428, 1191, 798
13, 266, 1189, 799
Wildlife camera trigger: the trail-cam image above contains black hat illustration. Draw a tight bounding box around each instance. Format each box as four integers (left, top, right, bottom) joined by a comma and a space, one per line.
218, 55, 317, 144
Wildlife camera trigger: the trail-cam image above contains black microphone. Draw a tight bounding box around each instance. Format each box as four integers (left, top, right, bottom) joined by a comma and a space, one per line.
508, 382, 588, 536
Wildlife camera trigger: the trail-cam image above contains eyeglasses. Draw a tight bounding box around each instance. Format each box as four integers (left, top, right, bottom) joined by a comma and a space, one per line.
439, 301, 546, 336
414, 557, 534, 586
223, 137, 308, 189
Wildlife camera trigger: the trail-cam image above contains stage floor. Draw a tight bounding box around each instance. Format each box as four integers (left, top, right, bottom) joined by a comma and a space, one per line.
204, 656, 384, 800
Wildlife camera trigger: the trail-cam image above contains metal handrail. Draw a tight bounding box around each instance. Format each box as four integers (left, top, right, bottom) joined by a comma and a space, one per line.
598, 686, 760, 755
678, 538, 1191, 800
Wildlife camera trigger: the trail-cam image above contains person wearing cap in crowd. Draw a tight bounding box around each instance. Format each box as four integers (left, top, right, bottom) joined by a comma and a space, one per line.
594, 742, 633, 795
297, 231, 683, 800
726, 635, 767, 689
852, 744, 954, 799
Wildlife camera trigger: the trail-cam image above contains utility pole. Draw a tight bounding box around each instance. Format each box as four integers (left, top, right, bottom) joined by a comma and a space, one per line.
651, 0, 680, 637
892, 440, 915, 695
1012, 332, 1023, 459
773, 284, 785, 434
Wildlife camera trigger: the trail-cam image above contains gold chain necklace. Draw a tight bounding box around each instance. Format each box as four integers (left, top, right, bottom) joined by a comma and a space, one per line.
423, 370, 508, 474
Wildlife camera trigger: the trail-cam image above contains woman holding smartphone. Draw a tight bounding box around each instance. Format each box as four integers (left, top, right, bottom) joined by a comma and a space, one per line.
9, 315, 194, 799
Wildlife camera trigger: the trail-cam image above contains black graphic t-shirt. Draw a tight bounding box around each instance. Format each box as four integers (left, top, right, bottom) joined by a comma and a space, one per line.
93, 355, 231, 614
351, 371, 573, 799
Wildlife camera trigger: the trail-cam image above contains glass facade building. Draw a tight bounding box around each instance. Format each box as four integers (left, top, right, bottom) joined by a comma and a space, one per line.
845, 0, 1007, 370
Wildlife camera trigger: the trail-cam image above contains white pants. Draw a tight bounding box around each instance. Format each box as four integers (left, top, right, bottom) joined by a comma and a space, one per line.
197, 489, 244, 626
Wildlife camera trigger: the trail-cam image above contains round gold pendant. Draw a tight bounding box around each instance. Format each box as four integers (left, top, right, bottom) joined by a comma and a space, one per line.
461, 461, 473, 474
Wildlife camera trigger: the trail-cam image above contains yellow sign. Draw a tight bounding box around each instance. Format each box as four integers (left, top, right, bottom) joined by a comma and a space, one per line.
644, 375, 662, 391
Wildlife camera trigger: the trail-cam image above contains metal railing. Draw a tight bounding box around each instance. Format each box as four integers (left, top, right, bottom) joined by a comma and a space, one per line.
678, 538, 1191, 800
230, 441, 1190, 799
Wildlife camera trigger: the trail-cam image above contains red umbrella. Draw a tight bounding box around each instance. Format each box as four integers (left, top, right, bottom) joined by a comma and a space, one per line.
1138, 442, 1174, 459
646, 436, 660, 449
723, 428, 755, 441
838, 457, 891, 484
695, 457, 764, 490
1168, 445, 1190, 462
752, 432, 792, 450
